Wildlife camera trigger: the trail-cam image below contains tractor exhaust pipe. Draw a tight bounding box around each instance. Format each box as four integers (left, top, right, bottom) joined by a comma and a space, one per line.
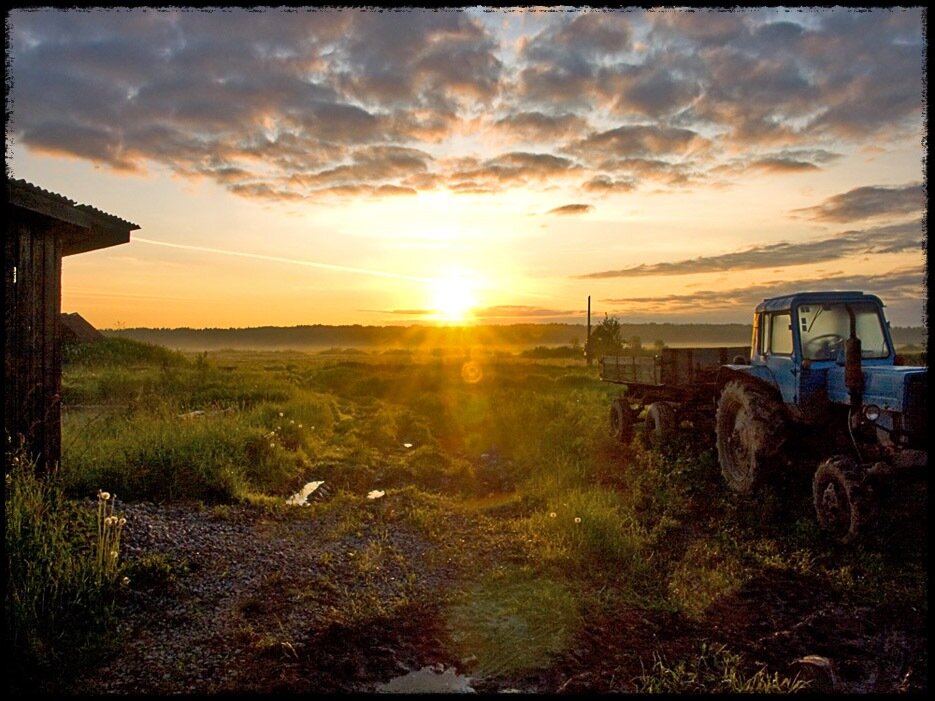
844, 304, 863, 406
844, 304, 865, 461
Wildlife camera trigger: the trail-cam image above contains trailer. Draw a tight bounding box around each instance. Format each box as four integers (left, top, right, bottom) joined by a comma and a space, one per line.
602, 346, 748, 443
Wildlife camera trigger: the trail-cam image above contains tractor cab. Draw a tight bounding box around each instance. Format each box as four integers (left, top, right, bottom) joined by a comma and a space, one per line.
744, 292, 896, 413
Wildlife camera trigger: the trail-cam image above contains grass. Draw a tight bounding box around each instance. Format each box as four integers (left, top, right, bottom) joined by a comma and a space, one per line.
4, 442, 127, 693
16, 336, 925, 691
446, 566, 580, 678
636, 641, 809, 693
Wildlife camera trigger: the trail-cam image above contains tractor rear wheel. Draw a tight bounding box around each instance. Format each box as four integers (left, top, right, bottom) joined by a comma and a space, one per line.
812, 455, 873, 544
610, 398, 635, 444
715, 380, 787, 494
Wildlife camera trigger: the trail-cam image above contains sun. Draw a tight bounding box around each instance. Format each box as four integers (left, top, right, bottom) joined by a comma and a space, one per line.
430, 271, 478, 322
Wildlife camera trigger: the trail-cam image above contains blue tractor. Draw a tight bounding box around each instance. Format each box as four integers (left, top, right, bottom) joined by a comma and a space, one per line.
714, 291, 927, 542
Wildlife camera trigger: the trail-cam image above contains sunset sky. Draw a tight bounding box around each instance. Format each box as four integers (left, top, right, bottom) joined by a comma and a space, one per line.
7, 7, 927, 329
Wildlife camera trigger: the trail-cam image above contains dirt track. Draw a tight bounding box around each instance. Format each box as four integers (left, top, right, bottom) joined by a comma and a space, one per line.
69, 496, 926, 694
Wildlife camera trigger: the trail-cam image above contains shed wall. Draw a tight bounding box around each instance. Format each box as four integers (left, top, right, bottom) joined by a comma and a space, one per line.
4, 209, 63, 473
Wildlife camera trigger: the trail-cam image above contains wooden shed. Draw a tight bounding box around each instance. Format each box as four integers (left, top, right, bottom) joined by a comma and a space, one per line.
5, 179, 138, 474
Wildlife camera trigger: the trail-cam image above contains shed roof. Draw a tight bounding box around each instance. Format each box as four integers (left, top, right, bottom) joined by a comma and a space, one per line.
7, 179, 139, 255
60, 312, 105, 343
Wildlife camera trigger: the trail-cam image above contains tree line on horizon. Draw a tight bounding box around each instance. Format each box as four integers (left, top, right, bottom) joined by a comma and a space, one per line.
101, 321, 926, 352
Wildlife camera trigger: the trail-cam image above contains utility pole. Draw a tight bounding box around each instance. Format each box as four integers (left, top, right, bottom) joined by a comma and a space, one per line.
586, 295, 592, 366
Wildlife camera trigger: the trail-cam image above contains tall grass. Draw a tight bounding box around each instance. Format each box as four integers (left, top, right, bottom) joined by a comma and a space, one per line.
5, 442, 124, 691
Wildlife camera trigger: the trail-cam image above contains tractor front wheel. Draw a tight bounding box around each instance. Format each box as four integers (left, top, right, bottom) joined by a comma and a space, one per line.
812, 455, 874, 544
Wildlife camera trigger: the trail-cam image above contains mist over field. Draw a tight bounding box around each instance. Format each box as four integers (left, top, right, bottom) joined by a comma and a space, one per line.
103, 322, 927, 353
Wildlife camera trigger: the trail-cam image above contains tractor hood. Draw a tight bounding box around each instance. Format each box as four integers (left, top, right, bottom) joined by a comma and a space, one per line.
827, 364, 927, 413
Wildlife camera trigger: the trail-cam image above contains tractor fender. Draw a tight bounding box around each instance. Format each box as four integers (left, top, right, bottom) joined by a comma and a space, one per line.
716, 364, 782, 402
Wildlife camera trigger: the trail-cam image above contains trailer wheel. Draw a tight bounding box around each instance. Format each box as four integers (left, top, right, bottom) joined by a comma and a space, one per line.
641, 402, 678, 445
715, 380, 786, 494
610, 399, 635, 443
813, 456, 873, 544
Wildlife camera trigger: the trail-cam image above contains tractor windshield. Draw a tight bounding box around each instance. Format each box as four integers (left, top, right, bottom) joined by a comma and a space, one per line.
797, 302, 890, 361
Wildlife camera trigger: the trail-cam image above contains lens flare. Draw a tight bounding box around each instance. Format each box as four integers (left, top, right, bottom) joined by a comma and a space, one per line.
461, 361, 483, 384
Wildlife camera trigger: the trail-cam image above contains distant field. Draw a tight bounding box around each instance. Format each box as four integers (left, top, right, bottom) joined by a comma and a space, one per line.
102, 322, 926, 353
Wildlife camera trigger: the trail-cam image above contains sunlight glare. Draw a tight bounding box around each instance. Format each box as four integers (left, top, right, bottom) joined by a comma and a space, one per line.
430, 270, 479, 322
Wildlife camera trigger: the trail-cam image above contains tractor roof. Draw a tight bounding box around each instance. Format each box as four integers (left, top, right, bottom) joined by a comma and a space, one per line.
756, 291, 885, 314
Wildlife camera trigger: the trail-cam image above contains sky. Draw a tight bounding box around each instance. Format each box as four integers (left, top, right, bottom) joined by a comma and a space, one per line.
6, 6, 928, 329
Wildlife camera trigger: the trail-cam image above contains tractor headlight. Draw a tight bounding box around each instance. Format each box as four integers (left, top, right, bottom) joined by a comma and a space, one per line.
862, 405, 881, 422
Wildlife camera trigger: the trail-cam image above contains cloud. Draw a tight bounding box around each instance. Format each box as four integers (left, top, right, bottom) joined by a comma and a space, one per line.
581, 176, 636, 193
370, 308, 436, 316
594, 158, 696, 186
368, 304, 587, 320
8, 8, 501, 201
565, 125, 709, 162
472, 305, 586, 319
7, 8, 926, 204
445, 151, 581, 191
491, 111, 590, 143
791, 183, 925, 223
578, 220, 924, 279
600, 266, 924, 315
709, 149, 841, 179
516, 11, 634, 109
289, 145, 432, 189
547, 204, 592, 216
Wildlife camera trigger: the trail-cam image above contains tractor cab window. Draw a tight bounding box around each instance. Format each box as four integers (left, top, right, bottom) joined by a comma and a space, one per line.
768, 312, 793, 355
797, 302, 890, 360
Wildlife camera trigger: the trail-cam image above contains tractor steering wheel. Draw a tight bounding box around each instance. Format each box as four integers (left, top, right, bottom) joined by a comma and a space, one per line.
804, 333, 844, 360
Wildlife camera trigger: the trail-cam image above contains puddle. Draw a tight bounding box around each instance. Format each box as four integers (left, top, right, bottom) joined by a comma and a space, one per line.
286, 480, 324, 505
377, 665, 474, 694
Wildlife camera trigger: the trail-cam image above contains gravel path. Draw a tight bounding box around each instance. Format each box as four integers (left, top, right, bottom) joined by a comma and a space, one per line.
72, 498, 457, 695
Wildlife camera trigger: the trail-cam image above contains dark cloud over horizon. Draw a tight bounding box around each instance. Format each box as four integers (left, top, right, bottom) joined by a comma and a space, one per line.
7, 7, 925, 203
601, 266, 925, 316
791, 183, 925, 223
547, 203, 592, 216
578, 218, 924, 279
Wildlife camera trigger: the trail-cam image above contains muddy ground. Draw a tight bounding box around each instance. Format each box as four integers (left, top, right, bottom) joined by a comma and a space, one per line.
68, 489, 927, 695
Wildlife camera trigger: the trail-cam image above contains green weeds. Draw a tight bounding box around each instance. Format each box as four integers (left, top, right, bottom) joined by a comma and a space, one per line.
4, 443, 125, 692
446, 567, 580, 678
636, 642, 808, 693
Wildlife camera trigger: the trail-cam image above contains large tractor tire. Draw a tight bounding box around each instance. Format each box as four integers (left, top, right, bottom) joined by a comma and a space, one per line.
812, 455, 874, 544
610, 398, 636, 444
715, 380, 787, 494
640, 402, 678, 445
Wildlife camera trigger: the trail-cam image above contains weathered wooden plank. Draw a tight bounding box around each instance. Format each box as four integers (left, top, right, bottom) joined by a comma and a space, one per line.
46, 227, 63, 472
4, 220, 19, 450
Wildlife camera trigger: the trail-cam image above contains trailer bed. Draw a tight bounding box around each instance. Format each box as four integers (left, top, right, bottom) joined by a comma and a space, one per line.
600, 346, 749, 388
